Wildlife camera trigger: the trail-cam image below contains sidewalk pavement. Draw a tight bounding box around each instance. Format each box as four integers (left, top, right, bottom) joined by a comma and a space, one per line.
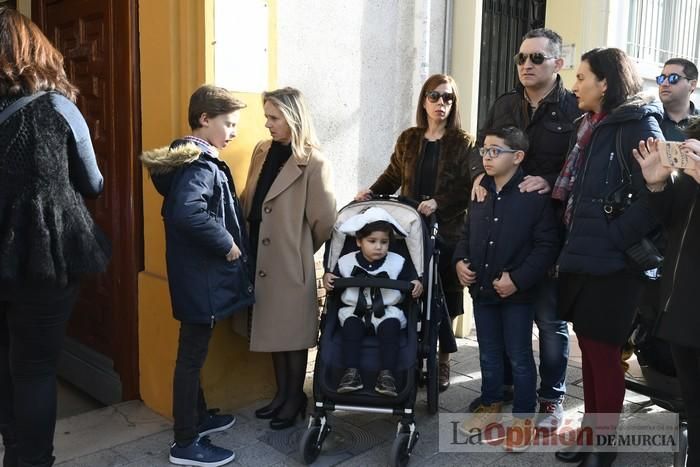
2, 330, 679, 467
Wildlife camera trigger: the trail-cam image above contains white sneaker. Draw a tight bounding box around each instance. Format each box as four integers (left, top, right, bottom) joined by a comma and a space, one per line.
536, 398, 564, 434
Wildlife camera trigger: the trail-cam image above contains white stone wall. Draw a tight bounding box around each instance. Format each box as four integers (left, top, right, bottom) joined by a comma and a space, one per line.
275, 0, 448, 207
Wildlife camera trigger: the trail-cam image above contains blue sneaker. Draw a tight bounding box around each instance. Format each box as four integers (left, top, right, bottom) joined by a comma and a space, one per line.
169, 436, 235, 467
198, 409, 236, 436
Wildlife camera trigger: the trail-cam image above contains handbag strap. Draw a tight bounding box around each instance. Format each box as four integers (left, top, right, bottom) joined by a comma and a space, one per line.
0, 91, 48, 127
615, 126, 633, 184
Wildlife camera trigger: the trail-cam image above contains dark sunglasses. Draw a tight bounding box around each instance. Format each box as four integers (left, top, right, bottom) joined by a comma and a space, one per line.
425, 91, 455, 104
513, 52, 555, 66
656, 73, 693, 85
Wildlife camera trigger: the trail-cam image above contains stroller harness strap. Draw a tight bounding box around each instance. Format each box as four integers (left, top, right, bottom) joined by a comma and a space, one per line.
351, 266, 388, 328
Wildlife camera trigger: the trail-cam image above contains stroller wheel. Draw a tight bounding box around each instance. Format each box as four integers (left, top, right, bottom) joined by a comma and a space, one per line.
300, 425, 323, 464
389, 433, 412, 467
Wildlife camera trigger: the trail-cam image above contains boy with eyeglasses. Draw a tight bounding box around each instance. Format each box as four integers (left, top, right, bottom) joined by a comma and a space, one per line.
468, 27, 579, 432
454, 127, 559, 452
658, 58, 699, 142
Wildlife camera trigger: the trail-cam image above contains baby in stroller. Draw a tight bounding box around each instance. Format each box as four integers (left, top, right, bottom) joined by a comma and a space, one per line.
323, 207, 423, 397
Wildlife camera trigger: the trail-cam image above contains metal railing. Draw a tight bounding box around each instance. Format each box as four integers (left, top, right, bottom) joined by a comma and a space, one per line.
626, 0, 700, 65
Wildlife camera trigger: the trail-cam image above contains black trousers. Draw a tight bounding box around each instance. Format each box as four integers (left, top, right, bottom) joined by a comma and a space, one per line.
0, 283, 79, 467
670, 343, 700, 467
172, 322, 213, 445
437, 241, 460, 354
341, 317, 400, 371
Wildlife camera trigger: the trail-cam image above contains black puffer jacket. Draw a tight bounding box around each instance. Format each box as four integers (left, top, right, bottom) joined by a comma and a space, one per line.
557, 97, 665, 275
650, 174, 700, 349
477, 76, 582, 185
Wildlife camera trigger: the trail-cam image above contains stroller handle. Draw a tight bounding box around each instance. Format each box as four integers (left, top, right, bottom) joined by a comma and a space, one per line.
370, 194, 419, 209
331, 277, 415, 293
367, 194, 438, 225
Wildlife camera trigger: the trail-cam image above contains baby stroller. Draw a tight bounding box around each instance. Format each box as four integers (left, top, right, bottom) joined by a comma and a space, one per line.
299, 196, 447, 467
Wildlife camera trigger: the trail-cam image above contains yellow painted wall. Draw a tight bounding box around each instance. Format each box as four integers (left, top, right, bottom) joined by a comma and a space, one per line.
546, 0, 609, 88
138, 0, 277, 417
450, 0, 482, 136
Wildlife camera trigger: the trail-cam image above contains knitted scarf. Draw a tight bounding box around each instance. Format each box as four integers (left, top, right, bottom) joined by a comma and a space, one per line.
552, 111, 607, 225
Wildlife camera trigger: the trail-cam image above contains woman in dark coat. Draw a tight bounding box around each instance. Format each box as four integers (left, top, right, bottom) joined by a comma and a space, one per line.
632, 117, 700, 467
356, 74, 483, 391
551, 48, 664, 467
0, 8, 109, 467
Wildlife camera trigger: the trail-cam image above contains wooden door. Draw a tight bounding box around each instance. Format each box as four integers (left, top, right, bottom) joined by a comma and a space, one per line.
32, 0, 142, 402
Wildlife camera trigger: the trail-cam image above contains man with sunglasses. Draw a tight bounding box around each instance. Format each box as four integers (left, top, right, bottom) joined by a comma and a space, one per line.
657, 58, 699, 142
468, 28, 580, 433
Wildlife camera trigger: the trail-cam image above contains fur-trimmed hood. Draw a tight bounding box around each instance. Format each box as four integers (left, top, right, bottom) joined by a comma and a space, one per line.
140, 142, 203, 196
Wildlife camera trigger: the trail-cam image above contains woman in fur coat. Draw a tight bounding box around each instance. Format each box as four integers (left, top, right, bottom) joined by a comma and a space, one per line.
355, 74, 483, 391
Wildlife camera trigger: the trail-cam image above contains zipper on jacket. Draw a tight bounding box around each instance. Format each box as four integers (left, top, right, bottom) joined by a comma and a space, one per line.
604, 152, 614, 186
663, 192, 697, 312
211, 315, 215, 329
565, 131, 599, 240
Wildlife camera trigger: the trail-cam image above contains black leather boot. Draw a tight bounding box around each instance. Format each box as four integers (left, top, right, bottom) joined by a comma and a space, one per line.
555, 447, 587, 463
578, 451, 617, 467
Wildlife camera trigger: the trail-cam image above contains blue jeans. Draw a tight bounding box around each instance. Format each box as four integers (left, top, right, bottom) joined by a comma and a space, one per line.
474, 302, 537, 415
533, 277, 569, 400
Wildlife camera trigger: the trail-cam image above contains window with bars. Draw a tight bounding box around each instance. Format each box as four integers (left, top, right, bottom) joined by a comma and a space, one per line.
626, 0, 700, 66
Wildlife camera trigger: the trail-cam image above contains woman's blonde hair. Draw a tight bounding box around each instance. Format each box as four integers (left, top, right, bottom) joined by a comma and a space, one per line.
263, 87, 319, 161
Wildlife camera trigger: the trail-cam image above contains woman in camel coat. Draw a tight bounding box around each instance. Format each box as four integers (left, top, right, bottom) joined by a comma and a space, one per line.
241, 87, 336, 429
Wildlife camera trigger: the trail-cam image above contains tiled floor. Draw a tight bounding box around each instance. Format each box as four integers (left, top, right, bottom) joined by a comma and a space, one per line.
2, 328, 683, 467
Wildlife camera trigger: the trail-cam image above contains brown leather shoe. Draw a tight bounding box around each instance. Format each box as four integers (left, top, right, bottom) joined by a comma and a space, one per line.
439, 361, 450, 392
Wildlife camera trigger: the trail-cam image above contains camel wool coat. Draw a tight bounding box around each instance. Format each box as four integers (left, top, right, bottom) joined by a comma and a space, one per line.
241, 139, 336, 352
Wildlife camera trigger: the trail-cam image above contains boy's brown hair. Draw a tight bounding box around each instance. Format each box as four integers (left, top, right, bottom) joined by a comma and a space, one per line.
483, 126, 530, 153
356, 221, 395, 241
188, 84, 246, 130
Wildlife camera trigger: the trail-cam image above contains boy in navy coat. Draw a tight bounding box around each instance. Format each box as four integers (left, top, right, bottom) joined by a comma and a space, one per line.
453, 127, 559, 452
141, 85, 254, 467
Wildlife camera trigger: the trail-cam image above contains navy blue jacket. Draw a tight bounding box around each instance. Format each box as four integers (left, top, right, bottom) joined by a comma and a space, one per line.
453, 168, 560, 304
141, 138, 254, 324
557, 97, 665, 275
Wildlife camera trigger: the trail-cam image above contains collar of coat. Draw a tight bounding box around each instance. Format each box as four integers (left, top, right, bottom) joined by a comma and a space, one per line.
515, 74, 568, 106
254, 139, 315, 166
573, 93, 664, 128
355, 251, 388, 270
140, 139, 223, 176
398, 127, 473, 149
482, 166, 526, 194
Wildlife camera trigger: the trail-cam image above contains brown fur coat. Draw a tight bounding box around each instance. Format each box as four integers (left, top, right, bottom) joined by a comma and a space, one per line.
370, 127, 482, 244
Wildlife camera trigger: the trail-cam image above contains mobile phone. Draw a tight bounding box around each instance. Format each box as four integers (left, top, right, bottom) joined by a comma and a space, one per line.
658, 141, 696, 169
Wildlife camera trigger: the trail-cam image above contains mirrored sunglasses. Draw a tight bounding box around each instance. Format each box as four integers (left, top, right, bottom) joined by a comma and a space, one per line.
656, 73, 692, 85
